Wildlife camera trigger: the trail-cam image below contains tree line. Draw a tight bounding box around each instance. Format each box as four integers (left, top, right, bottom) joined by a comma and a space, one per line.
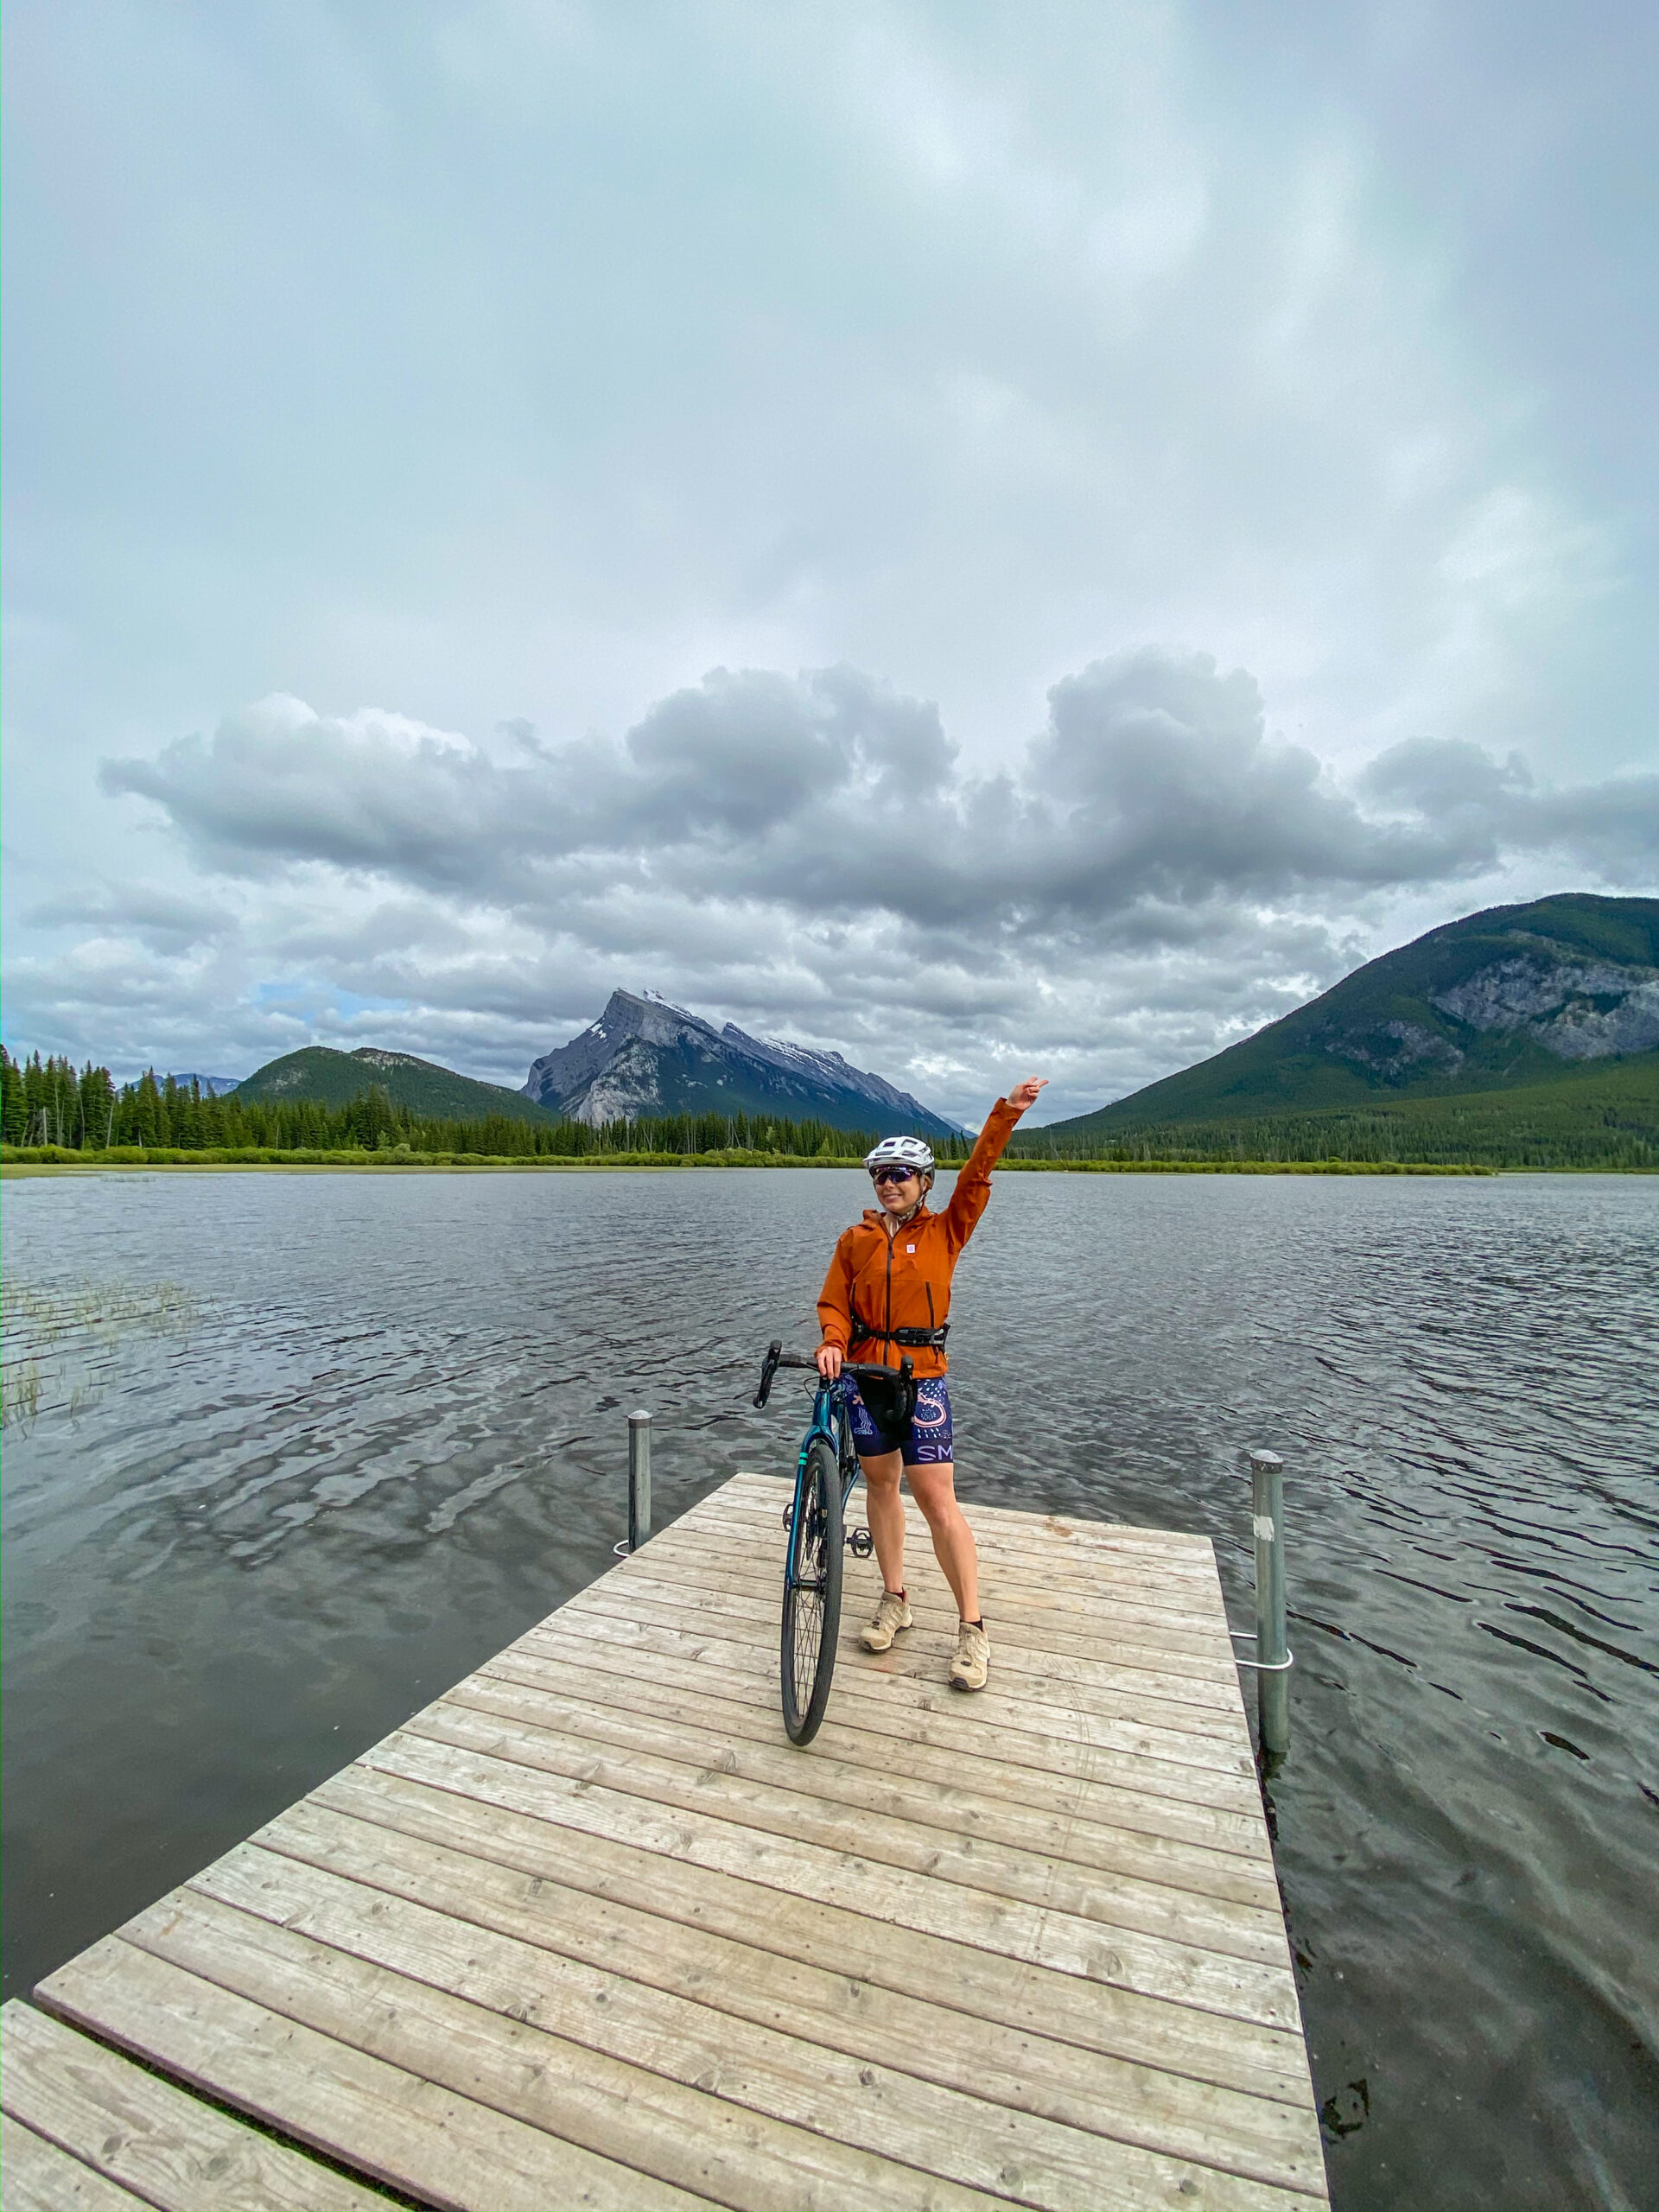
1009, 1097, 1656, 1172
0, 1047, 970, 1161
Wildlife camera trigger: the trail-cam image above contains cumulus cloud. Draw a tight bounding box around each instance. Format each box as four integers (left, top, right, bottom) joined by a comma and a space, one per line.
100, 649, 1656, 932
19, 645, 1644, 1112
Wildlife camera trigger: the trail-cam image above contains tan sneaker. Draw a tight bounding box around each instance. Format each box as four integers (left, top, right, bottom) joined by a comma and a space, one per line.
949, 1619, 990, 1691
861, 1589, 912, 1652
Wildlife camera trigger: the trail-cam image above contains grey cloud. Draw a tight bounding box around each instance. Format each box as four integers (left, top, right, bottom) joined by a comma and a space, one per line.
43, 648, 1654, 1117
99, 697, 561, 887
1360, 737, 1534, 813
26, 883, 238, 951
1362, 734, 1659, 874
623, 666, 940, 838
101, 652, 1657, 954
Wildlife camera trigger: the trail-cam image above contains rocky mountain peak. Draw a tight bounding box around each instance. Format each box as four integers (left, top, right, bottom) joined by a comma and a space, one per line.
522, 992, 960, 1135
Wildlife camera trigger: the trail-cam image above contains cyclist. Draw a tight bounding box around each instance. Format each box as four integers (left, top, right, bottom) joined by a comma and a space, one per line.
815, 1077, 1046, 1691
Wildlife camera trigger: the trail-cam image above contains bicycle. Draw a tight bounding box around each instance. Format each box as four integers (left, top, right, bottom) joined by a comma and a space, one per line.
753, 1340, 915, 1745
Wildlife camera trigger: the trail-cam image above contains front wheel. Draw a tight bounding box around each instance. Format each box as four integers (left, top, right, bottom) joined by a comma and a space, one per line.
780, 1436, 844, 1745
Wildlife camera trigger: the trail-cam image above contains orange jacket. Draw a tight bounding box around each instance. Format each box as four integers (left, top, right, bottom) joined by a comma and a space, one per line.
817, 1098, 1024, 1380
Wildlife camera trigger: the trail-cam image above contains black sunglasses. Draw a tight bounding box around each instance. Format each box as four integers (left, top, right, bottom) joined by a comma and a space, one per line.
870, 1165, 919, 1185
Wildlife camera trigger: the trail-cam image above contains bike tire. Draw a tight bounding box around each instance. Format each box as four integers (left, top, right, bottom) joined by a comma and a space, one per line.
780, 1435, 844, 1745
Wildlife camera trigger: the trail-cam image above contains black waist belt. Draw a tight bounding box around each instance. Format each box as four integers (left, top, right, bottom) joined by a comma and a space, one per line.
851, 1312, 949, 1350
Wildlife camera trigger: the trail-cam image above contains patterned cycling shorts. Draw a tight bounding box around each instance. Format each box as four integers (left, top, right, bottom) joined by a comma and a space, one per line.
848, 1376, 954, 1466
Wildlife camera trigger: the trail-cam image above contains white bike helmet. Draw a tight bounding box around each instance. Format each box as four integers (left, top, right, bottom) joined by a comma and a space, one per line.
864, 1135, 935, 1176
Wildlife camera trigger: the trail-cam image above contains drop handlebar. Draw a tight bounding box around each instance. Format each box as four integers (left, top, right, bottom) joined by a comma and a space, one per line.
753, 1341, 913, 1409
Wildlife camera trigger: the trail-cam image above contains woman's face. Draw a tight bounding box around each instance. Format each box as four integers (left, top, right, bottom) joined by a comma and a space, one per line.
870, 1166, 924, 1214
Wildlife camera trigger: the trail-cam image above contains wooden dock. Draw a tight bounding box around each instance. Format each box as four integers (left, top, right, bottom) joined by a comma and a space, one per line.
9, 1471, 1330, 2211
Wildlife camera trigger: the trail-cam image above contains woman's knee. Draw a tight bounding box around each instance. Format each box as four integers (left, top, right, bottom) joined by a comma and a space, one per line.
860, 1452, 904, 1497
910, 1468, 962, 1527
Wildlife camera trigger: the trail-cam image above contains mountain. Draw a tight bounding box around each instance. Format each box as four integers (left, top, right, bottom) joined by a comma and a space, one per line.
166, 1073, 241, 1096
523, 989, 963, 1137
1034, 893, 1659, 1144
235, 1046, 554, 1122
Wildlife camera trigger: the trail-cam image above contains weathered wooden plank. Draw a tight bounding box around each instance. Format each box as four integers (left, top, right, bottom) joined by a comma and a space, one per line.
444, 1669, 1279, 1905
478, 1644, 1274, 1865
701, 1481, 1225, 1583
309, 1763, 1312, 2107
560, 1586, 1246, 1744
406, 1693, 1287, 1967
562, 1578, 1247, 1735
669, 1504, 1228, 1621
258, 1797, 1329, 2195
516, 1613, 1259, 1786
0, 1999, 384, 2211
0, 2110, 154, 2212
950, 1502, 1212, 1552
508, 1618, 1263, 1820
579, 1556, 1244, 1694
121, 1887, 1030, 2212
365, 1728, 1299, 2030
617, 1527, 1236, 1643
592, 1547, 1242, 1681
738, 1483, 1217, 1563
35, 1939, 716, 2212
195, 1844, 1323, 2212
483, 1630, 1268, 1841
723, 1477, 1218, 1561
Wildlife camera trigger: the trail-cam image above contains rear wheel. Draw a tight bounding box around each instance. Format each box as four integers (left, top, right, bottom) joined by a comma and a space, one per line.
780, 1437, 844, 1745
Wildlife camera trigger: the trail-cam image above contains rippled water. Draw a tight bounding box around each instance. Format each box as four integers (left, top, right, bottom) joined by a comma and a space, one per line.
3, 1167, 1656, 2209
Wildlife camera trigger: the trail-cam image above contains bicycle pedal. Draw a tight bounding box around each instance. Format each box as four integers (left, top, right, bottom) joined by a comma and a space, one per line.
846, 1526, 874, 1558
781, 1503, 794, 1531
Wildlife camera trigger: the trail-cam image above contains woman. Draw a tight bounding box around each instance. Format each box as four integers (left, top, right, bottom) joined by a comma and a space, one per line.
816, 1077, 1046, 1691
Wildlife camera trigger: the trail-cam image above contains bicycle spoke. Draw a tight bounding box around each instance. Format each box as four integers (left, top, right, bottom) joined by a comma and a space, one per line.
779, 1433, 843, 1745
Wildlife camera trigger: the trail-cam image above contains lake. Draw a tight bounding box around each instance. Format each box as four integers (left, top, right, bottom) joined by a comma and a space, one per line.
2, 1166, 1655, 2210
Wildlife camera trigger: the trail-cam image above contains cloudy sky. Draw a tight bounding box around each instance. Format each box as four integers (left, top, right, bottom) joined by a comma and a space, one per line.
3, 1, 1656, 1122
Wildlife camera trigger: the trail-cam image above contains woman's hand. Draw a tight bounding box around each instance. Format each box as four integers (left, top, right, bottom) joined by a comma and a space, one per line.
817, 1344, 843, 1380
1007, 1077, 1047, 1115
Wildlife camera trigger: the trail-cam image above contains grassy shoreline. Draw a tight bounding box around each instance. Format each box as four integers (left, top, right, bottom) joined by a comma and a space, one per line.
1, 1143, 1499, 1177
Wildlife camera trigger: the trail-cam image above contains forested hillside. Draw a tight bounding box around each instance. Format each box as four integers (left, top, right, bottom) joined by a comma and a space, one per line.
1013, 1056, 1657, 1170
0, 1047, 973, 1162
1014, 892, 1658, 1167
234, 1046, 552, 1122
1036, 893, 1659, 1140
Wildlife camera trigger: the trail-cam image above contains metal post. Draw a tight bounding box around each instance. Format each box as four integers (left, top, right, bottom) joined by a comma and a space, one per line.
627, 1410, 652, 1554
1249, 1448, 1289, 1758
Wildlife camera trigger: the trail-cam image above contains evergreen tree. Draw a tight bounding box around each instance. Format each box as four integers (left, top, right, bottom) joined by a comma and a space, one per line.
0, 1048, 25, 1143
75, 1062, 114, 1148
130, 1069, 165, 1147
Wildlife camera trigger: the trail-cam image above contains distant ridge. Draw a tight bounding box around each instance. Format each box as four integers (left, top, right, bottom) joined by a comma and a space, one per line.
524, 989, 963, 1137
165, 1073, 241, 1096
1030, 893, 1659, 1148
235, 1046, 552, 1123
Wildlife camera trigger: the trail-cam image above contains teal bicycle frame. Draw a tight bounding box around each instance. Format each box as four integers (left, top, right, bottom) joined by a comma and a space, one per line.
754, 1342, 912, 1743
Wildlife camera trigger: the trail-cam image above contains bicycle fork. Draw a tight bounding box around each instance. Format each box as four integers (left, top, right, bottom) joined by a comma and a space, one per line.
781, 1446, 873, 1559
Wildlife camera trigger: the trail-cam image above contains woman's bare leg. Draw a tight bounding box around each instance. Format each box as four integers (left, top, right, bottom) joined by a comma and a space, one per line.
906, 1462, 981, 1622
859, 1449, 906, 1593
